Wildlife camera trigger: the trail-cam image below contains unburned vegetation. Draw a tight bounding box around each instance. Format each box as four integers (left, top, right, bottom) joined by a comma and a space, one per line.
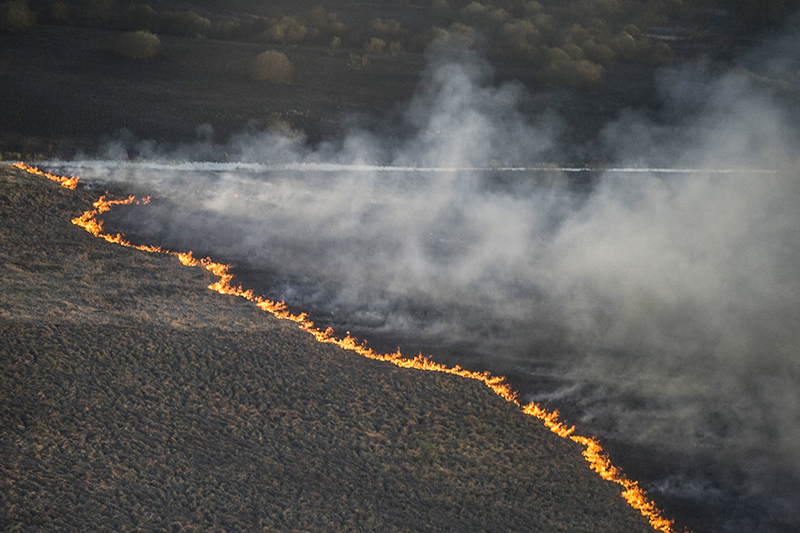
250, 50, 294, 84
114, 30, 160, 59
0, 163, 658, 531
2, 1, 798, 160
0, 0, 35, 30
5, 0, 794, 92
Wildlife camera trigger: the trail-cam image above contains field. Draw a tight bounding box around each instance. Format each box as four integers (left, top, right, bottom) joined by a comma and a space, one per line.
3, 1, 799, 531
0, 163, 660, 530
0, 0, 732, 160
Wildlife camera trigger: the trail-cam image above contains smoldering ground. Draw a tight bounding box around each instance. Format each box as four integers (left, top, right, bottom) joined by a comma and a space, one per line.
47, 39, 800, 533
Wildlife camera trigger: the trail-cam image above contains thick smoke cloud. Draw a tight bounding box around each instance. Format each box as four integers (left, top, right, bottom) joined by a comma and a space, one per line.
59, 39, 799, 533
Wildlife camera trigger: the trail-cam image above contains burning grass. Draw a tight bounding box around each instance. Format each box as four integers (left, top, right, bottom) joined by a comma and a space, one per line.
1, 162, 677, 532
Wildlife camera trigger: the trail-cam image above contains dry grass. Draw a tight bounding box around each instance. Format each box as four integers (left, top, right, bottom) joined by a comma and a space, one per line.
0, 163, 656, 532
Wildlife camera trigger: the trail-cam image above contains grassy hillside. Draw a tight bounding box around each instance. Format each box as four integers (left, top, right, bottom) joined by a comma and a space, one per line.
0, 162, 657, 531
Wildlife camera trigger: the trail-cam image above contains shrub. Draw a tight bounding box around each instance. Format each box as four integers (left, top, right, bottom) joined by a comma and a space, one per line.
364, 37, 386, 55
327, 19, 347, 37
258, 16, 307, 44
582, 39, 614, 64
250, 50, 293, 84
611, 31, 635, 59
544, 47, 571, 63
329, 35, 341, 54
487, 8, 511, 29
635, 40, 674, 65
563, 43, 585, 60
498, 19, 541, 64
562, 23, 589, 45
306, 6, 327, 28
210, 18, 242, 41
410, 26, 449, 53
523, 1, 543, 16
623, 23, 642, 38
0, 0, 36, 31
115, 30, 161, 59
459, 2, 489, 24
305, 7, 346, 41
540, 58, 604, 89
388, 40, 401, 56
281, 17, 307, 42
366, 17, 402, 39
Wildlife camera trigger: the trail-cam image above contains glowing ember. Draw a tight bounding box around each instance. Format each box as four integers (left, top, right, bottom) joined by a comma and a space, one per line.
18, 163, 686, 533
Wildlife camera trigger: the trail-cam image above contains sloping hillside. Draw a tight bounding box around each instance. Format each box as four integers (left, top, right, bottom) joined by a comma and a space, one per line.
0, 163, 655, 531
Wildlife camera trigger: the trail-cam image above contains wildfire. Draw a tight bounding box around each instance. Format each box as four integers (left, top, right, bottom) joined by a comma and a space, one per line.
18, 163, 685, 533
13, 162, 80, 189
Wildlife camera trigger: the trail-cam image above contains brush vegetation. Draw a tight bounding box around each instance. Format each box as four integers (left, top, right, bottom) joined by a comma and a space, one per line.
250, 50, 294, 84
114, 30, 161, 59
0, 163, 657, 532
0, 0, 35, 30
7, 1, 797, 88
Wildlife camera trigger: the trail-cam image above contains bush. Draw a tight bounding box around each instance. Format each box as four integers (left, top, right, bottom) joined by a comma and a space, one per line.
115, 30, 161, 59
544, 47, 571, 63
635, 40, 674, 65
582, 39, 614, 64
0, 0, 36, 31
611, 31, 635, 59
210, 18, 242, 41
329, 35, 341, 54
409, 26, 449, 53
250, 50, 293, 84
500, 18, 540, 48
366, 17, 403, 39
364, 37, 386, 55
540, 58, 604, 89
257, 16, 307, 44
563, 43, 585, 60
303, 7, 346, 42
459, 2, 489, 24
306, 6, 327, 28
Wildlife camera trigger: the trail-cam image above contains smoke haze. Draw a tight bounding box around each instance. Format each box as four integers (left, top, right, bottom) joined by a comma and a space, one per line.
49, 38, 800, 533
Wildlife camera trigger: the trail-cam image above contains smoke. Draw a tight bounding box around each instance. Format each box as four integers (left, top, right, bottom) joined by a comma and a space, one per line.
53, 39, 800, 533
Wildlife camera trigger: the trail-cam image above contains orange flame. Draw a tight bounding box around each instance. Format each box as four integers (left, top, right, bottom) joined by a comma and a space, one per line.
13, 162, 80, 189
18, 163, 686, 533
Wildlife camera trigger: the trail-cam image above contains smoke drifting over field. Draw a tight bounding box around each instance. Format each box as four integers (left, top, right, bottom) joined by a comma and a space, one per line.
51, 38, 800, 533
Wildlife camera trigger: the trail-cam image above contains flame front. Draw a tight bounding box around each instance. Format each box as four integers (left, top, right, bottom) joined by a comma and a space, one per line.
13, 162, 80, 189
19, 163, 685, 533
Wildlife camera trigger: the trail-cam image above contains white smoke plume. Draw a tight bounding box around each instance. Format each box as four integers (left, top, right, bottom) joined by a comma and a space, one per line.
47, 39, 800, 533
